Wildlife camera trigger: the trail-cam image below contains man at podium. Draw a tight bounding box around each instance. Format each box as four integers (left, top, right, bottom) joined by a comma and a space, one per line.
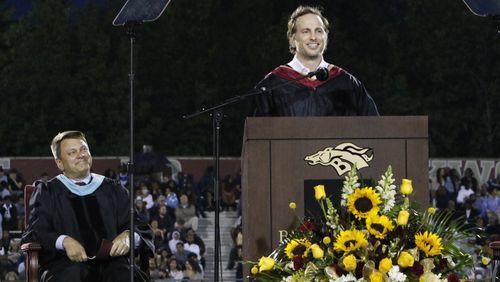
253, 6, 379, 117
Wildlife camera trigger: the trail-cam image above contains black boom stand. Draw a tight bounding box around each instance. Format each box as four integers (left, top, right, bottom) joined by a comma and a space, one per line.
113, 0, 171, 281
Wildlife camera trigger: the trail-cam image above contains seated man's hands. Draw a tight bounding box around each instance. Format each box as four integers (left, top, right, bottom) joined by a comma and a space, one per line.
110, 230, 130, 257
63, 236, 88, 262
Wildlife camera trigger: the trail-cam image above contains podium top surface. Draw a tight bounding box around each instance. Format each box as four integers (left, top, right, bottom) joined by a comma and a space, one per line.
243, 116, 428, 140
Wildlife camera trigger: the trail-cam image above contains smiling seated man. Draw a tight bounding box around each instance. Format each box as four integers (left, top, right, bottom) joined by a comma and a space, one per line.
22, 131, 149, 282
252, 6, 379, 117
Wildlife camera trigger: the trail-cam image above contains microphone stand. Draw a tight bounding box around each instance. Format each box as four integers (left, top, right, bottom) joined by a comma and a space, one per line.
182, 69, 327, 282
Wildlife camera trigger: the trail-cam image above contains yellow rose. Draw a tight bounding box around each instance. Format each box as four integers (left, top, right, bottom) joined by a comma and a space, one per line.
482, 256, 491, 265
323, 236, 331, 244
400, 179, 413, 195
314, 185, 326, 200
397, 251, 415, 268
379, 257, 392, 273
370, 271, 384, 282
397, 210, 410, 225
258, 256, 275, 272
289, 202, 296, 209
427, 207, 436, 214
310, 244, 324, 259
343, 254, 357, 272
251, 266, 259, 274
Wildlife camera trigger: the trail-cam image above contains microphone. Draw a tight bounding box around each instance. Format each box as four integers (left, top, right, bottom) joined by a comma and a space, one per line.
307, 67, 329, 81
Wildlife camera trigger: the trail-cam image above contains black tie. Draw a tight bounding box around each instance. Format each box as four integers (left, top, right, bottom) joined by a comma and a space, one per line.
75, 182, 86, 186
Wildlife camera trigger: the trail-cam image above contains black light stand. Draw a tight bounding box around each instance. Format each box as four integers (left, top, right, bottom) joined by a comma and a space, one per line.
113, 0, 171, 281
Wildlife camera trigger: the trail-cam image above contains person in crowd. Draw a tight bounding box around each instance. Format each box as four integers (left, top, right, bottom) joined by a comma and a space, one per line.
221, 175, 237, 211
168, 231, 182, 254
456, 179, 475, 208
151, 219, 166, 250
0, 181, 11, 200
135, 198, 150, 224
155, 205, 175, 236
460, 167, 478, 193
183, 229, 203, 268
165, 185, 179, 218
148, 256, 166, 280
174, 194, 198, 231
7, 169, 24, 197
252, 5, 379, 116
1, 196, 18, 231
138, 182, 154, 210
184, 252, 204, 281
166, 257, 184, 281
174, 242, 189, 267
22, 130, 151, 282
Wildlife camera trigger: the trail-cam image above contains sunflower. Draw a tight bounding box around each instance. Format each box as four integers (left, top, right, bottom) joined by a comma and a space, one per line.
347, 187, 382, 219
366, 214, 394, 239
333, 229, 367, 253
415, 231, 444, 257
285, 239, 312, 259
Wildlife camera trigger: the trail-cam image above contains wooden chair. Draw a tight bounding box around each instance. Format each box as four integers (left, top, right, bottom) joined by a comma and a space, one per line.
20, 184, 42, 282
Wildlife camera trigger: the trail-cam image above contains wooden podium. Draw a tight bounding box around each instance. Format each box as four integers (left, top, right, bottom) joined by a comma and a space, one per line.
241, 116, 428, 264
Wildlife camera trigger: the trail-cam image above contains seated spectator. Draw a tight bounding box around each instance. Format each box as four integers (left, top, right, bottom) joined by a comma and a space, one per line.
184, 229, 203, 268
6, 169, 24, 197
166, 257, 184, 281
148, 257, 166, 280
0, 181, 11, 200
1, 196, 18, 231
174, 242, 189, 267
221, 175, 237, 211
15, 196, 25, 231
135, 198, 150, 224
138, 182, 154, 210
435, 184, 451, 210
456, 179, 475, 207
483, 185, 500, 220
184, 252, 204, 281
175, 194, 198, 231
456, 198, 481, 226
165, 186, 179, 218
169, 230, 182, 254
151, 219, 167, 249
155, 205, 175, 235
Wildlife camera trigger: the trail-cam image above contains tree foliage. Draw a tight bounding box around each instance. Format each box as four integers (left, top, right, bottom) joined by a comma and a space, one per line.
0, 0, 499, 157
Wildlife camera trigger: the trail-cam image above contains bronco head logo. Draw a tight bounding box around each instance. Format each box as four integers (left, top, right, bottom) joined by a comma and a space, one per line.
304, 143, 373, 176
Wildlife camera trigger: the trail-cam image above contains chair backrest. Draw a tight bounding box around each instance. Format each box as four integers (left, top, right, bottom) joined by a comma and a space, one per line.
24, 185, 36, 229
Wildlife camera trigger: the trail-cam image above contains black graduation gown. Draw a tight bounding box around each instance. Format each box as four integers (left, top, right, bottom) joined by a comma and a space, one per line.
22, 177, 136, 275
253, 65, 379, 116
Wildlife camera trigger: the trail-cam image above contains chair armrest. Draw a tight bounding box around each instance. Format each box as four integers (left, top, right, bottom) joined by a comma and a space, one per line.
21, 242, 42, 252
21, 242, 42, 282
491, 241, 500, 259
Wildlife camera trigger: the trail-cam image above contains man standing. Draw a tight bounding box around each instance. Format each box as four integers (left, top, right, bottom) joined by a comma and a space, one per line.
253, 6, 379, 116
22, 131, 146, 282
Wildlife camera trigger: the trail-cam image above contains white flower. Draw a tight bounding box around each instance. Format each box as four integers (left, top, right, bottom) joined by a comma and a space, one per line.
341, 166, 360, 206
387, 266, 407, 282
331, 273, 359, 282
375, 165, 397, 213
419, 272, 446, 282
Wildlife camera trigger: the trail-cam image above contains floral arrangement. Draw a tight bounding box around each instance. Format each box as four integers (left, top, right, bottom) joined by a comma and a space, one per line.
249, 166, 477, 282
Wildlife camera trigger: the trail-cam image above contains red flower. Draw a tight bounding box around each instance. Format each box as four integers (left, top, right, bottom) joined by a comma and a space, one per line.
448, 273, 460, 282
292, 256, 304, 270
299, 221, 316, 232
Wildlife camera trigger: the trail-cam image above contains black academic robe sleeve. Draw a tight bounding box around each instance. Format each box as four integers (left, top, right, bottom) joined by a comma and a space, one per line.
22, 182, 61, 261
